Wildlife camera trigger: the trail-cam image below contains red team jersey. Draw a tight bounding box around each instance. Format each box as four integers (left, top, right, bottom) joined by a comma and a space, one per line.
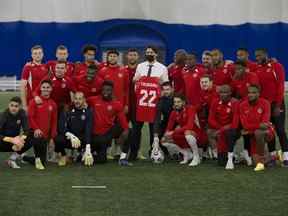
135, 76, 161, 123
255, 62, 285, 106
28, 96, 58, 139
168, 64, 185, 94
98, 65, 129, 107
182, 65, 205, 106
46, 60, 75, 77
73, 63, 104, 98
87, 96, 129, 135
212, 62, 233, 88
21, 63, 48, 103
231, 72, 259, 99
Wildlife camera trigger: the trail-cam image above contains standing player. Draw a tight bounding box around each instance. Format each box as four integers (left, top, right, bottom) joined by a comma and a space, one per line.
125, 48, 140, 124
0, 97, 33, 168
46, 45, 75, 77
161, 94, 202, 166
211, 49, 233, 90
168, 49, 187, 94
254, 48, 288, 166
21, 45, 48, 110
73, 45, 104, 98
236, 48, 258, 73
237, 85, 275, 171
182, 53, 205, 106
130, 45, 169, 161
55, 92, 92, 166
201, 50, 213, 75
28, 80, 58, 170
208, 85, 240, 166
98, 49, 129, 113
86, 81, 130, 166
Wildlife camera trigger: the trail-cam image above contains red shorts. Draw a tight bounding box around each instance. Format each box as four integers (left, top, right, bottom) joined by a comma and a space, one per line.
172, 127, 208, 149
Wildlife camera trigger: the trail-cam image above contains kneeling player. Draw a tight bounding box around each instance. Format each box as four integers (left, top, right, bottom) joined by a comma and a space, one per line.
87, 81, 130, 166
0, 97, 33, 168
161, 94, 202, 166
238, 85, 275, 171
55, 92, 92, 166
28, 80, 58, 170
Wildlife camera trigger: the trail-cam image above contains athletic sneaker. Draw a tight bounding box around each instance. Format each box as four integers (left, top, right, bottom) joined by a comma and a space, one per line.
6, 160, 20, 169
254, 163, 265, 171
35, 158, 45, 170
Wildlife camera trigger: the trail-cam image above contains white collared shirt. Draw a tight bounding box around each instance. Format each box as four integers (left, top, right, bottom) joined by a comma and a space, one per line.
134, 61, 168, 84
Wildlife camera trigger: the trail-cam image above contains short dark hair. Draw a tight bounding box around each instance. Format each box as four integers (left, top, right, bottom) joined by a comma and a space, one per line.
202, 50, 212, 56
189, 51, 198, 58
31, 45, 43, 52
102, 80, 114, 88
56, 60, 67, 65
255, 48, 268, 54
145, 45, 158, 54
173, 93, 186, 102
161, 81, 172, 88
200, 74, 212, 81
211, 48, 223, 55
56, 45, 68, 51
234, 60, 247, 67
107, 49, 119, 56
127, 48, 139, 53
237, 48, 249, 53
41, 79, 52, 86
248, 84, 261, 91
10, 96, 22, 105
82, 44, 97, 54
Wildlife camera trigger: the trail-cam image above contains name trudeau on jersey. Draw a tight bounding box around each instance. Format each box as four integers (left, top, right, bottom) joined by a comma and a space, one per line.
136, 81, 159, 88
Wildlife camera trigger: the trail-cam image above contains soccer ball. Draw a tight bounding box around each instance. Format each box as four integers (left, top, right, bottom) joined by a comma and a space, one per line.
150, 148, 164, 164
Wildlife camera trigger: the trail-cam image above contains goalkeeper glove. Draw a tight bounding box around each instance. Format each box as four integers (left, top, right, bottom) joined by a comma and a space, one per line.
65, 132, 81, 149
82, 144, 94, 166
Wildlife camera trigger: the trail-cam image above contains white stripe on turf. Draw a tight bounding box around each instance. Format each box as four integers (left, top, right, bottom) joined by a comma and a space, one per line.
72, 186, 107, 189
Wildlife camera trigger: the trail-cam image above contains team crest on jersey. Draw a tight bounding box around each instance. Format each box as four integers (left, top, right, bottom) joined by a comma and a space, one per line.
118, 73, 123, 78
16, 119, 21, 125
223, 69, 228, 74
48, 105, 53, 111
41, 66, 46, 70
81, 115, 86, 120
257, 108, 263, 114
91, 88, 96, 92
107, 105, 113, 111
61, 83, 66, 88
226, 108, 231, 113
246, 83, 250, 87
193, 73, 198, 78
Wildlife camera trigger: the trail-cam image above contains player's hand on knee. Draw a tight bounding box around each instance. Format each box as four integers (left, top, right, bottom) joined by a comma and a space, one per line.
34, 129, 43, 138
82, 144, 94, 166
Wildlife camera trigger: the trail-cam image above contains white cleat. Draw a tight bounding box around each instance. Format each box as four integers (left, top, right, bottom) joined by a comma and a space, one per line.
179, 150, 193, 164
225, 160, 234, 170
6, 160, 21, 169
188, 156, 200, 167
241, 151, 253, 166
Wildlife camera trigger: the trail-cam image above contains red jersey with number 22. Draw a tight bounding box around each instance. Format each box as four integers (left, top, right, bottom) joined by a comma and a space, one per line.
135, 76, 161, 123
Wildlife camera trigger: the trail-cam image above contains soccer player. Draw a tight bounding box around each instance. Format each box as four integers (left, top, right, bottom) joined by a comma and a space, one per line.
182, 52, 205, 106
28, 80, 58, 170
207, 85, 239, 166
46, 45, 75, 77
168, 49, 187, 94
125, 48, 140, 123
153, 82, 174, 158
130, 45, 169, 161
33, 61, 76, 111
211, 49, 233, 90
73, 45, 104, 98
0, 97, 33, 168
161, 94, 202, 166
254, 48, 288, 166
55, 92, 92, 166
98, 49, 129, 113
201, 50, 213, 75
236, 48, 258, 73
86, 81, 130, 166
236, 85, 275, 171
21, 45, 48, 110
231, 60, 259, 99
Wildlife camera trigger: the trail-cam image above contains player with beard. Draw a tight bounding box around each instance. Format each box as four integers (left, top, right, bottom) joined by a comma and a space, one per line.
236, 48, 258, 74
211, 49, 233, 91
46, 45, 75, 77
73, 45, 104, 98
21, 45, 48, 110
130, 45, 169, 161
168, 49, 187, 94
201, 50, 213, 75
254, 48, 288, 166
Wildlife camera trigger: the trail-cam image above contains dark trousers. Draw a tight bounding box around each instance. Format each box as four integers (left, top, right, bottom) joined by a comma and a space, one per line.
91, 124, 130, 163
0, 134, 33, 154
30, 136, 48, 164
54, 135, 85, 156
268, 102, 288, 152
129, 121, 154, 161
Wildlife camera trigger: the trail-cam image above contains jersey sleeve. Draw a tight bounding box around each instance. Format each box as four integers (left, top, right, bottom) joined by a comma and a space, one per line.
50, 102, 58, 138
165, 111, 176, 132
28, 100, 40, 130
115, 103, 129, 130
208, 100, 222, 129
21, 65, 30, 80
274, 63, 285, 106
